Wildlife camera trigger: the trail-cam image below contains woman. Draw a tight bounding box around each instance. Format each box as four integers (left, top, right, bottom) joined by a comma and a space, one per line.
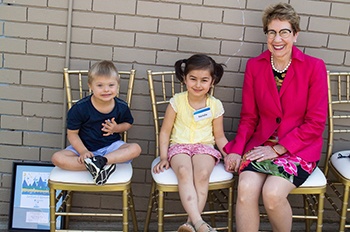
223, 3, 328, 231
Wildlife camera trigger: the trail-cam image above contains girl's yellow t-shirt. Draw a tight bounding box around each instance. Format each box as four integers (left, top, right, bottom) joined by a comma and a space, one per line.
169, 91, 224, 145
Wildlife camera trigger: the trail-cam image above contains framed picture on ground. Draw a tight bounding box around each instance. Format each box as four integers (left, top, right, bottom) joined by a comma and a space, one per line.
8, 161, 62, 231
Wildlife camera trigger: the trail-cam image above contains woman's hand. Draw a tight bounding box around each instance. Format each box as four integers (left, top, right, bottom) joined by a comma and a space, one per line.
153, 158, 170, 174
244, 145, 279, 162
224, 153, 241, 173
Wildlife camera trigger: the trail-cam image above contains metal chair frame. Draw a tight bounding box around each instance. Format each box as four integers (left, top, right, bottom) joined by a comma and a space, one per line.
324, 71, 350, 232
144, 70, 234, 232
48, 68, 138, 232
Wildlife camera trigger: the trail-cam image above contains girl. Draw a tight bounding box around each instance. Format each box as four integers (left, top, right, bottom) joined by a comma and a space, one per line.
153, 54, 228, 232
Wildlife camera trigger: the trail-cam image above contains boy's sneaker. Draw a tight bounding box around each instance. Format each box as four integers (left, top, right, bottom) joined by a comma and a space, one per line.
95, 163, 116, 186
84, 156, 107, 179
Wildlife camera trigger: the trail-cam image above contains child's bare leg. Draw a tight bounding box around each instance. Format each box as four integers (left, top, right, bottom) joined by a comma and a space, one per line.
171, 154, 202, 224
191, 154, 215, 230
192, 154, 215, 212
51, 150, 86, 170
104, 143, 141, 164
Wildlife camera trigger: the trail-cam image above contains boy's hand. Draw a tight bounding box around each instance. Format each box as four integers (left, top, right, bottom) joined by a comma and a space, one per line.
78, 150, 94, 164
102, 118, 118, 136
153, 159, 170, 174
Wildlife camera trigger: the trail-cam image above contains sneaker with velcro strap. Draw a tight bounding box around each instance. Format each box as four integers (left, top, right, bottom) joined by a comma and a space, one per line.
95, 163, 116, 185
84, 156, 107, 180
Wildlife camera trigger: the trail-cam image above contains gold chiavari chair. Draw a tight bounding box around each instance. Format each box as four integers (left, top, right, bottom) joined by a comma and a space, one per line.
144, 70, 234, 232
48, 68, 138, 232
324, 71, 350, 232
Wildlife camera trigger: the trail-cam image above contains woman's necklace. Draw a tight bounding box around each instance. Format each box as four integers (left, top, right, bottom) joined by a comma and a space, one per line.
271, 55, 292, 73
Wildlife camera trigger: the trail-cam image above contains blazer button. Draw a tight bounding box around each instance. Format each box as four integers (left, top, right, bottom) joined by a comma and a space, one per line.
276, 117, 281, 124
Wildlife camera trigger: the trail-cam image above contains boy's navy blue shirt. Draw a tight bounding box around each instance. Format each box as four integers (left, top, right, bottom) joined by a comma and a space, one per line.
67, 95, 133, 151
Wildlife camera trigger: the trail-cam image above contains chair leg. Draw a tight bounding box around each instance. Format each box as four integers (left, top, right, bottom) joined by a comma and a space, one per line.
128, 188, 138, 232
207, 191, 216, 227
49, 187, 56, 232
316, 193, 325, 232
158, 189, 164, 232
144, 182, 156, 232
228, 186, 233, 232
64, 190, 72, 229
339, 185, 350, 232
303, 195, 311, 232
122, 189, 129, 232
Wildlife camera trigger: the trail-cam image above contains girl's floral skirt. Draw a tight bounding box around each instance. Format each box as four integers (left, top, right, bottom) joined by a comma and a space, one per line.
239, 152, 317, 187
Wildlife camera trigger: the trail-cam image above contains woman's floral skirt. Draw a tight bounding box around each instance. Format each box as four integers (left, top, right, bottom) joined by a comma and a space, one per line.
240, 152, 317, 187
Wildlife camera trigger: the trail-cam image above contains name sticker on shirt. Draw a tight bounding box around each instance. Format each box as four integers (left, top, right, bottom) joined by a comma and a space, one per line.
193, 107, 212, 121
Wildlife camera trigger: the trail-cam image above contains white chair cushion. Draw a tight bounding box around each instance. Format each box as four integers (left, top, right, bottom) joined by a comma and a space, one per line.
330, 150, 350, 179
151, 156, 233, 185
49, 163, 133, 184
299, 167, 326, 187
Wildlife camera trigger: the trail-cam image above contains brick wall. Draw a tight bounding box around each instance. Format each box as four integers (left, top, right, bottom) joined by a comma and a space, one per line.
0, 0, 349, 229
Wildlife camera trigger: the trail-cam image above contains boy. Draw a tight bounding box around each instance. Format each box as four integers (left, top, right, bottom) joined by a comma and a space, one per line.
51, 61, 141, 185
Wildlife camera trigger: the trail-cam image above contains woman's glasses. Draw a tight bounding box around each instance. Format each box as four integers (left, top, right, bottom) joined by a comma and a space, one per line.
266, 28, 292, 39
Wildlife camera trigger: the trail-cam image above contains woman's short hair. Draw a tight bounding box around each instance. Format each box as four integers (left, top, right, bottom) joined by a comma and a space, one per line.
262, 3, 300, 35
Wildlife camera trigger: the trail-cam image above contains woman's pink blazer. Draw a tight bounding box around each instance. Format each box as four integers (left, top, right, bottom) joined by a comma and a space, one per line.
224, 46, 328, 162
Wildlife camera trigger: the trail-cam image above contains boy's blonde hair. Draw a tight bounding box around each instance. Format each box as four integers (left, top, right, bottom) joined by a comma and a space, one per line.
88, 60, 120, 85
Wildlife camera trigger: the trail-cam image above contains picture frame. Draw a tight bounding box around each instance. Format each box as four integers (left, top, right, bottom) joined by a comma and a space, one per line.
8, 161, 62, 231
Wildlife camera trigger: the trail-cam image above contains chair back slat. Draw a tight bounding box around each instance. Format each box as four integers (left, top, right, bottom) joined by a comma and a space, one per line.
325, 71, 350, 175
147, 70, 180, 158
63, 68, 136, 142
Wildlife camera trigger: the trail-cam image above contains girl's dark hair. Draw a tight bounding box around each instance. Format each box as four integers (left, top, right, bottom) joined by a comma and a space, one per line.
174, 54, 225, 85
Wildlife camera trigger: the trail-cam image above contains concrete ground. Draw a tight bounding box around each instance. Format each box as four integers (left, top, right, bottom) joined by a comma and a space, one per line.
0, 218, 343, 232
0, 186, 345, 231
72, 220, 342, 231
